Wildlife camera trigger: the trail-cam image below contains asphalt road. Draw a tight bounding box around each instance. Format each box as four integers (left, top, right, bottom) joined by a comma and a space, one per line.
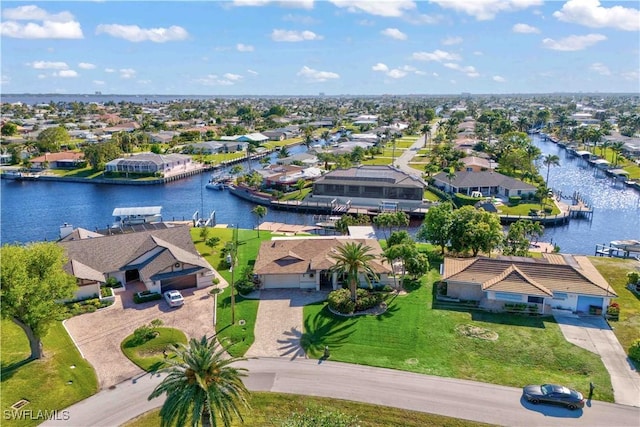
41, 358, 640, 427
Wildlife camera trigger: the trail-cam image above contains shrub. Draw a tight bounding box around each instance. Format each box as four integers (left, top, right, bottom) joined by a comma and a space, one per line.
133, 291, 162, 304
627, 271, 640, 285
100, 287, 113, 298
132, 324, 159, 346
234, 280, 255, 296
508, 196, 521, 205
629, 339, 640, 363
212, 277, 220, 285
328, 288, 355, 314
354, 289, 383, 312
105, 276, 123, 288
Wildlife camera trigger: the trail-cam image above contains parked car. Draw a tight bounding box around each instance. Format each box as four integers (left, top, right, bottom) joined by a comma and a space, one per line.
163, 290, 184, 307
522, 384, 585, 410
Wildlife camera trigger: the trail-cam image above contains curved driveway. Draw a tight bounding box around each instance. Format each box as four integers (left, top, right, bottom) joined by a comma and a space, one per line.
42, 357, 640, 427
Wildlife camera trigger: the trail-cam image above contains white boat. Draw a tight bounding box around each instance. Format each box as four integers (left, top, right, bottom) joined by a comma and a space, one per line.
206, 180, 225, 190
610, 239, 640, 253
111, 206, 162, 228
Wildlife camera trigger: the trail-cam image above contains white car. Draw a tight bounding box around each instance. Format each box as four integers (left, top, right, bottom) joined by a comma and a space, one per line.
163, 290, 184, 307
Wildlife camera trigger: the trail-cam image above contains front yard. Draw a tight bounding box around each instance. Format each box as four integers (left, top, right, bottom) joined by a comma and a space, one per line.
0, 320, 98, 427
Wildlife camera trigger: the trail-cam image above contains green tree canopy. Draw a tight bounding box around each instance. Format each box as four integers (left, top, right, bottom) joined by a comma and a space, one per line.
416, 202, 454, 254
503, 219, 544, 256
0, 242, 77, 359
36, 126, 70, 152
330, 242, 377, 302
1, 122, 18, 136
252, 205, 267, 237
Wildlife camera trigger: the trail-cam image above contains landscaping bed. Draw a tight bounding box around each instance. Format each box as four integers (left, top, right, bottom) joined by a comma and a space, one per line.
121, 326, 188, 372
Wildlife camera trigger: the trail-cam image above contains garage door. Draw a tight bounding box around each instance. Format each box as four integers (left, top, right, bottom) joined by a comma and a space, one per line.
576, 295, 603, 313
262, 274, 300, 289
161, 275, 196, 292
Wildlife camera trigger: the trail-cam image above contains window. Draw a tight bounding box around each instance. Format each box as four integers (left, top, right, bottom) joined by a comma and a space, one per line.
528, 296, 544, 304
495, 292, 522, 302
553, 292, 567, 300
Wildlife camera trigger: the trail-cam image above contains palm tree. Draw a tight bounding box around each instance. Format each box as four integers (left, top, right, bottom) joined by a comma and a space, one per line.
329, 242, 378, 303
252, 205, 267, 237
610, 141, 625, 167
542, 154, 560, 186
149, 336, 250, 427
446, 168, 457, 193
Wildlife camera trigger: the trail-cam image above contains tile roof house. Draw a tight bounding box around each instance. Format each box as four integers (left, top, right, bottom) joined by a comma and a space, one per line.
30, 151, 85, 169
105, 153, 192, 175
59, 226, 215, 300
312, 165, 426, 203
440, 254, 617, 315
254, 237, 393, 290
432, 170, 536, 198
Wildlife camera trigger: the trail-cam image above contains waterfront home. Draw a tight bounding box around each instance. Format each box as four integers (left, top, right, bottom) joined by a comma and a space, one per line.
220, 133, 269, 143
460, 156, 493, 172
431, 170, 536, 198
105, 153, 192, 175
30, 151, 85, 170
440, 254, 617, 315
262, 128, 297, 141
254, 237, 393, 290
276, 152, 319, 167
312, 165, 426, 202
59, 225, 215, 300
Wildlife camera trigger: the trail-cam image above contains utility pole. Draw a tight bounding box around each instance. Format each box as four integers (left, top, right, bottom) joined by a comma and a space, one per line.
230, 224, 238, 325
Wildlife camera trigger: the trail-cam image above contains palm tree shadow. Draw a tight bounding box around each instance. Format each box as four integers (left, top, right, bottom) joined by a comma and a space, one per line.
298, 305, 357, 359
276, 327, 306, 360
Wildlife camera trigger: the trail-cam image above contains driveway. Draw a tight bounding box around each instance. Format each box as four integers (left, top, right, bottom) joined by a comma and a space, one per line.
63, 282, 216, 389
553, 313, 640, 406
245, 290, 328, 359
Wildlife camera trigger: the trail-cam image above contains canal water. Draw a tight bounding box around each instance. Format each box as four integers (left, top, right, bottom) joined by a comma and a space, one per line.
1, 135, 639, 254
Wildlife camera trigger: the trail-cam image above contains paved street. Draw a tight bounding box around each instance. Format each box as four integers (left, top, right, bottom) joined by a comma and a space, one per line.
42, 358, 640, 427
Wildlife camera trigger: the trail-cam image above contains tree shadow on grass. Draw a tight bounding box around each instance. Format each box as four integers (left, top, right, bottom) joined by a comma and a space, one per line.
1, 358, 33, 382
299, 305, 357, 359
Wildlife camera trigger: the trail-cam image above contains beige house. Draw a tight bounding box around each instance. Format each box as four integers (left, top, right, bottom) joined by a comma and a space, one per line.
60, 226, 215, 300
441, 254, 617, 315
254, 237, 393, 290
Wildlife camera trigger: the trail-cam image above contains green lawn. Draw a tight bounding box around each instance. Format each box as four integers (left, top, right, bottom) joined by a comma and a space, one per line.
590, 257, 640, 369
191, 227, 272, 357
121, 327, 188, 372
125, 392, 490, 427
280, 187, 312, 201
301, 272, 613, 402
361, 157, 394, 166
497, 200, 560, 216
1, 320, 98, 427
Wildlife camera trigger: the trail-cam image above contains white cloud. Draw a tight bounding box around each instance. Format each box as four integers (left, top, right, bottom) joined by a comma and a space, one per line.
282, 14, 318, 25
271, 29, 322, 42
93, 80, 105, 85
224, 73, 243, 81
96, 24, 188, 43
119, 68, 136, 79
443, 62, 479, 77
195, 74, 235, 86
329, 0, 416, 17
29, 61, 69, 70
473, 51, 483, 56
493, 75, 506, 82
56, 70, 78, 78
232, 0, 314, 9
542, 33, 606, 51
247, 69, 259, 75
78, 62, 96, 70
137, 80, 151, 85
621, 70, 639, 81
589, 62, 611, 76
105, 68, 116, 73
297, 66, 339, 82
387, 69, 407, 79
37, 74, 46, 79
1, 74, 10, 85
381, 28, 407, 40
441, 36, 463, 45
512, 23, 540, 33
236, 43, 254, 52
431, 0, 543, 21
553, 0, 639, 31
411, 49, 461, 62
0, 5, 83, 39
372, 63, 389, 72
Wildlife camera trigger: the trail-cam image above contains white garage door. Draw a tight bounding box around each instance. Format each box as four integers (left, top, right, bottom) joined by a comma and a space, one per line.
262, 274, 300, 289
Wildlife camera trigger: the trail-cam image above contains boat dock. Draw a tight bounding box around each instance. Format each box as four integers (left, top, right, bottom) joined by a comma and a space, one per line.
595, 240, 640, 260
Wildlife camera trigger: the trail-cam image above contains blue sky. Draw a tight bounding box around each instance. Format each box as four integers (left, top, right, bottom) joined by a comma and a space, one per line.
1, 0, 638, 95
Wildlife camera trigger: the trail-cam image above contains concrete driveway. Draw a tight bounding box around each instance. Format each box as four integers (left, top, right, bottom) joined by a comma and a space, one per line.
63, 282, 216, 389
245, 289, 328, 359
554, 313, 640, 406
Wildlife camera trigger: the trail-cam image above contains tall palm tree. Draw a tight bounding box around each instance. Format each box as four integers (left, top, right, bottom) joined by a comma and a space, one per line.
610, 141, 625, 167
149, 336, 250, 427
252, 205, 267, 237
542, 154, 560, 186
329, 242, 378, 303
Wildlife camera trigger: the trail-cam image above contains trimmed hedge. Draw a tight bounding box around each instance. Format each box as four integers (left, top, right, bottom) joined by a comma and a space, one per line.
134, 291, 162, 304
328, 288, 384, 314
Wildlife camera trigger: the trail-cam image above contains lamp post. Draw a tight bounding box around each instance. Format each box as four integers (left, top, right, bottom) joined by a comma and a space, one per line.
230, 224, 238, 325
